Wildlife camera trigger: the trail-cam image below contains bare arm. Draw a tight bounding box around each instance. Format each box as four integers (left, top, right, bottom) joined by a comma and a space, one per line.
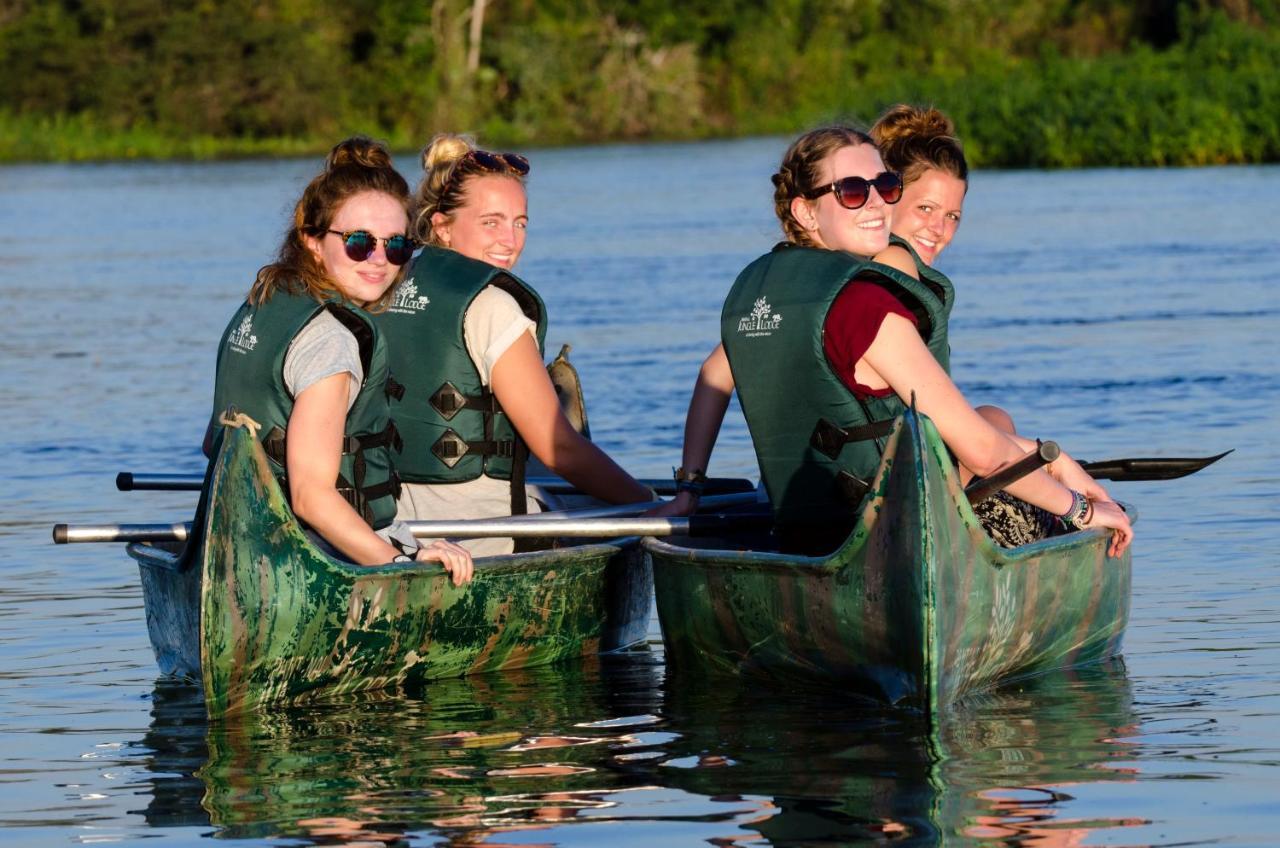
490, 332, 651, 504
287, 374, 475, 580
651, 343, 735, 517
862, 315, 1132, 555
287, 373, 406, 565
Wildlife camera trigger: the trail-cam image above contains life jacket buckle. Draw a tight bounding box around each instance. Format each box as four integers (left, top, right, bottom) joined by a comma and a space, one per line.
431, 429, 470, 467
429, 382, 468, 421
811, 419, 850, 460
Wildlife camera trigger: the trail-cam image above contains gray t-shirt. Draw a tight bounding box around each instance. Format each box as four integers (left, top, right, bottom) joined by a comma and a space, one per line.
282, 310, 362, 410
283, 310, 419, 554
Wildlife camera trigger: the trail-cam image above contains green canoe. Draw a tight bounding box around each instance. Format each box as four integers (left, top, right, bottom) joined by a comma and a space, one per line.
127, 423, 651, 717
645, 408, 1132, 714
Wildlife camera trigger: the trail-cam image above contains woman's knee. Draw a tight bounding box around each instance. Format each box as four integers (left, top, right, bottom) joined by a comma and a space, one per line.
976, 404, 1016, 434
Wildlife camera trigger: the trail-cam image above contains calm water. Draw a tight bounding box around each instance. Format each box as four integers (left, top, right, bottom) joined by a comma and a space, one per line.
2, 141, 1278, 846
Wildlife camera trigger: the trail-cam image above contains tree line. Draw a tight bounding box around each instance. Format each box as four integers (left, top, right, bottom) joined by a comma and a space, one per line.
1, 0, 1277, 165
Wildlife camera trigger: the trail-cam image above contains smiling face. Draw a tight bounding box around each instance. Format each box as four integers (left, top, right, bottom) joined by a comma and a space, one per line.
792, 143, 893, 258
304, 190, 409, 307
892, 168, 966, 265
431, 174, 528, 269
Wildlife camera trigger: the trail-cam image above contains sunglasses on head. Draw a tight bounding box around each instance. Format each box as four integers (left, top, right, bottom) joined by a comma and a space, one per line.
327, 229, 416, 265
802, 171, 903, 209
462, 148, 530, 176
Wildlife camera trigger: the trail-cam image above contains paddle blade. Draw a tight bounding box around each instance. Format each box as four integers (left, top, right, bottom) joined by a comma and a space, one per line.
1081, 450, 1232, 481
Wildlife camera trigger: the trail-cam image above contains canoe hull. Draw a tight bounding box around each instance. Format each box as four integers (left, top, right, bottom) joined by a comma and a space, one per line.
129, 425, 651, 716
648, 410, 1130, 713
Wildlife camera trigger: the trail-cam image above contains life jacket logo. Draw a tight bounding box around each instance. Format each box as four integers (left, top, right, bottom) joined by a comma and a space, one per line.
388, 278, 430, 314
228, 316, 258, 353
737, 297, 783, 337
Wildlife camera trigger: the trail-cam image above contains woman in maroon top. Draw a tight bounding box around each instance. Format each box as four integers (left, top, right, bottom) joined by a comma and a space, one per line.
656, 125, 1132, 555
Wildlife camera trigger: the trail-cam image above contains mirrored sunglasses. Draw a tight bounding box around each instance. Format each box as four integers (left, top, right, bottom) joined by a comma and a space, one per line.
326, 229, 416, 265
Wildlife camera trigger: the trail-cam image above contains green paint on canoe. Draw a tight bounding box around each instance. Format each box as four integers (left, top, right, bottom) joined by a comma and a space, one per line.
129, 423, 651, 717
646, 409, 1132, 713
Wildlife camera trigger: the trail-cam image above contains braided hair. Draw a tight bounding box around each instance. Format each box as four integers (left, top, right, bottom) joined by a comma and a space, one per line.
771, 125, 875, 247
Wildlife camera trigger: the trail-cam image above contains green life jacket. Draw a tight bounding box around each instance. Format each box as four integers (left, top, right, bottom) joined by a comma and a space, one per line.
721, 244, 951, 530
888, 233, 956, 373
375, 245, 547, 512
209, 290, 401, 529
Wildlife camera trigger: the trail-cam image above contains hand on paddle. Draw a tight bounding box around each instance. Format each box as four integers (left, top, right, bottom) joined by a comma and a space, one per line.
416, 540, 475, 586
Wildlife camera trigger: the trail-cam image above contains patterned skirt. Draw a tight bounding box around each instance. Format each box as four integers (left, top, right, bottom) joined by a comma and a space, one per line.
971, 490, 1062, 549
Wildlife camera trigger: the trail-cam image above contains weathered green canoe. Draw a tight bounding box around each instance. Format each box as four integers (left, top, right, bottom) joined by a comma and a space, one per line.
127, 423, 651, 717
645, 408, 1132, 714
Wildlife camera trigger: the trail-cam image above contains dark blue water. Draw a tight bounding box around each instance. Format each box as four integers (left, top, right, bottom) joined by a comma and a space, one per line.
2, 142, 1278, 846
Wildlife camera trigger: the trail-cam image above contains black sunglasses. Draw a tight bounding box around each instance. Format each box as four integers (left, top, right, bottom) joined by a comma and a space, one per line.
463, 149, 530, 175
326, 229, 416, 265
802, 171, 903, 209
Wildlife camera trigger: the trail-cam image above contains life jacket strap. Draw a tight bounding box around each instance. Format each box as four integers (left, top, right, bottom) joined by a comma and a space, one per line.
809, 417, 896, 460
430, 428, 516, 468
429, 381, 501, 421
262, 423, 402, 527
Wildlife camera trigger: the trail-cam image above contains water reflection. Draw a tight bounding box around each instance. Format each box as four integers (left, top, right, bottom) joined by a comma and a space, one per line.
133, 653, 1143, 846
659, 659, 1143, 846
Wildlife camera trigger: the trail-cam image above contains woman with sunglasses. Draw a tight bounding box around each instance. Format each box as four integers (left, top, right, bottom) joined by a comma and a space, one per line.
376, 135, 652, 556
655, 125, 1132, 557
203, 136, 473, 582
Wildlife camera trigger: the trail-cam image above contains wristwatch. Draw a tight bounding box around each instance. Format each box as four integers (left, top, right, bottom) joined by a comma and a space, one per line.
673, 466, 707, 497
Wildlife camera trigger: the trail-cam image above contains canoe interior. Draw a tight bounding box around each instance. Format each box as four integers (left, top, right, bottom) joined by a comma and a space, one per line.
128, 424, 652, 717
647, 409, 1132, 714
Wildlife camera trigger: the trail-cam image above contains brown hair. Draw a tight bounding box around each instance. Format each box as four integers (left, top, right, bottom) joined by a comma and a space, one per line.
249, 136, 410, 311
771, 125, 875, 247
410, 133, 529, 245
870, 104, 968, 189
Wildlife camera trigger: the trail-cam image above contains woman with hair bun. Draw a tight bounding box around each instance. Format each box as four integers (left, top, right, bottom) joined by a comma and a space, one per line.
871, 104, 968, 268
655, 125, 1131, 557
204, 136, 472, 582
874, 104, 1068, 543
376, 134, 652, 556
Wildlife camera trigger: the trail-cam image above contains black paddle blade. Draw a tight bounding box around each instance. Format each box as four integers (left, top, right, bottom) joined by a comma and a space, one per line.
1081, 450, 1232, 481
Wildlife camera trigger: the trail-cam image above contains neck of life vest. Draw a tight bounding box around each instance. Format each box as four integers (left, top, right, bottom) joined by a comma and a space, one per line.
375, 245, 547, 512
720, 243, 952, 532
209, 289, 402, 530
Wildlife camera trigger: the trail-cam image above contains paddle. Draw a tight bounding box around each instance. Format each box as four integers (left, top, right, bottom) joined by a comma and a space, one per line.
53, 492, 765, 544
1079, 450, 1232, 481
114, 472, 757, 497
963, 441, 1060, 504
53, 513, 763, 545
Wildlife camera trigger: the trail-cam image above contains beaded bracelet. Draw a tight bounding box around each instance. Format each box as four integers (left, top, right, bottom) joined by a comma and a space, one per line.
1059, 489, 1090, 530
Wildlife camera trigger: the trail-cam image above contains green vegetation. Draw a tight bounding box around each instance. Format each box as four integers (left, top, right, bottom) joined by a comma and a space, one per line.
1, 0, 1277, 166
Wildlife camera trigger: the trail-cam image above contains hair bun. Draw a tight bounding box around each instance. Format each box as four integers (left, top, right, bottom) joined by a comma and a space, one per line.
871, 104, 956, 148
326, 136, 394, 171
421, 133, 475, 174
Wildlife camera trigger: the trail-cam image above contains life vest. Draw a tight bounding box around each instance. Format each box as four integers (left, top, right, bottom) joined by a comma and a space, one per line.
375, 245, 547, 513
887, 233, 956, 373
720, 244, 951, 530
209, 290, 401, 529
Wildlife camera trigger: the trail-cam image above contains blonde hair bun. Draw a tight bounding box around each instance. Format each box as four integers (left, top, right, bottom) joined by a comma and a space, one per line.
422, 133, 476, 173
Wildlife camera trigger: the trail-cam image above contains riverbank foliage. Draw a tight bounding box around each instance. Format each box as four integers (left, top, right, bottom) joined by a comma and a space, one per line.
2, 0, 1277, 166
